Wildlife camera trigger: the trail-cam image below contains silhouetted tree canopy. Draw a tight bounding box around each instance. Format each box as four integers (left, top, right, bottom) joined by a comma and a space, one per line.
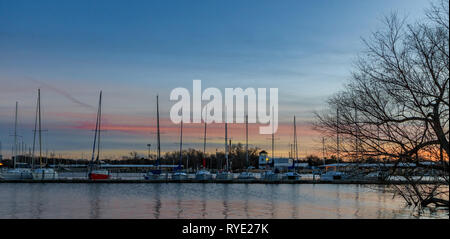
315, 0, 448, 208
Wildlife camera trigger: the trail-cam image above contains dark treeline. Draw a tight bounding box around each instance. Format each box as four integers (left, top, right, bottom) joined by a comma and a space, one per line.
5, 148, 437, 170
1, 143, 260, 171
117, 143, 261, 171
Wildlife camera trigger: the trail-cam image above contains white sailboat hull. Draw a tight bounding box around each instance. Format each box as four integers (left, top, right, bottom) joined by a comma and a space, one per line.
263, 172, 282, 181
172, 172, 188, 180
32, 168, 58, 180
320, 171, 347, 181
215, 172, 234, 180
195, 170, 212, 180
237, 172, 256, 180
282, 172, 302, 180
0, 168, 33, 180
144, 172, 167, 180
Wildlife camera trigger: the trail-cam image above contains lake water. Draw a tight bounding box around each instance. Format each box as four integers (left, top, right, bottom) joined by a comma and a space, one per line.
0, 183, 447, 219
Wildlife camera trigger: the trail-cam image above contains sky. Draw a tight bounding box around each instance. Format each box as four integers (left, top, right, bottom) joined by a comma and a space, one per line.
0, 0, 431, 160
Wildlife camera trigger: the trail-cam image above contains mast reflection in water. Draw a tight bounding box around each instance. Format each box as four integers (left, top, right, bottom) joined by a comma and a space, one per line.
0, 183, 447, 219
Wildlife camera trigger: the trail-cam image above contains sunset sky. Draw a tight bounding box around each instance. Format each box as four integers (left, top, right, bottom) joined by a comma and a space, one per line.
0, 0, 430, 159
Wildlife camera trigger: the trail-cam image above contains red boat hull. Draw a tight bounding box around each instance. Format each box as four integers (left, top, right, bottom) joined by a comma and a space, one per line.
89, 173, 110, 180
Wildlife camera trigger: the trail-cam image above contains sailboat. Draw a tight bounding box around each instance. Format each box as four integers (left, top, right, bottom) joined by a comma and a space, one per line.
87, 91, 110, 180
0, 102, 33, 180
263, 106, 281, 181
215, 107, 233, 180
195, 109, 212, 180
172, 120, 187, 180
283, 116, 301, 180
238, 115, 256, 180
145, 95, 164, 180
320, 107, 348, 181
172, 170, 187, 180
172, 171, 187, 180
31, 89, 58, 180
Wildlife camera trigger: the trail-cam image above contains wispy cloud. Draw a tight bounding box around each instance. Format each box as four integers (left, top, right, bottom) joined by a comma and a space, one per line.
26, 77, 95, 110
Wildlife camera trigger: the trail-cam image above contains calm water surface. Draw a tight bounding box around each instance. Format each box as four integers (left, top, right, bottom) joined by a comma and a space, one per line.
0, 183, 447, 219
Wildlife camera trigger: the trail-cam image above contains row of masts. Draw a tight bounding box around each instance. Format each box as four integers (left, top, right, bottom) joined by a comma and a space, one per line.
9, 89, 45, 169
7, 89, 94, 170
171, 105, 299, 171
6, 91, 325, 170
170, 104, 348, 171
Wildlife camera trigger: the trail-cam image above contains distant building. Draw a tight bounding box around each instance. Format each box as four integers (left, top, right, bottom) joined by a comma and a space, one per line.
258, 151, 271, 167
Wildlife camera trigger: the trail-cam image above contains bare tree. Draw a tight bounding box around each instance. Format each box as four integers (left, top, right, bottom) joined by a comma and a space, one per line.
315, 0, 449, 209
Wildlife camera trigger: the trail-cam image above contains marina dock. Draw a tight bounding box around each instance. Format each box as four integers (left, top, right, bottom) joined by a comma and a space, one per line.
0, 178, 442, 184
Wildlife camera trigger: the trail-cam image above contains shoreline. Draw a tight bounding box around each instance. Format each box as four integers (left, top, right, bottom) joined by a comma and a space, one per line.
0, 179, 444, 184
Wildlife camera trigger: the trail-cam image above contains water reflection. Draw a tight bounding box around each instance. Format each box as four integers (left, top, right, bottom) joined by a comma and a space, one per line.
89, 184, 101, 219
201, 184, 207, 218
153, 184, 161, 219
9, 186, 18, 219
244, 184, 249, 218
175, 184, 183, 219
269, 185, 276, 218
353, 185, 360, 218
335, 185, 341, 219
290, 184, 298, 219
222, 184, 229, 219
0, 183, 447, 219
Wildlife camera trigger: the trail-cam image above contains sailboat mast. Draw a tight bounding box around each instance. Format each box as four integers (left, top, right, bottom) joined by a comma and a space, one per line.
203, 107, 207, 155
336, 107, 340, 169
377, 124, 380, 166
293, 115, 297, 171
203, 106, 207, 168
224, 107, 228, 171
271, 130, 274, 160
13, 101, 18, 169
31, 90, 39, 169
179, 120, 183, 166
156, 95, 161, 164
229, 139, 232, 170
322, 137, 326, 171
91, 91, 101, 163
38, 89, 43, 168
290, 144, 293, 159
354, 108, 357, 161
294, 116, 298, 161
271, 106, 275, 161
97, 91, 102, 162
245, 114, 248, 168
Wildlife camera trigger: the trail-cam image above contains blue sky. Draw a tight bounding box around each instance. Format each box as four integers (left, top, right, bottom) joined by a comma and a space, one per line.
0, 0, 431, 159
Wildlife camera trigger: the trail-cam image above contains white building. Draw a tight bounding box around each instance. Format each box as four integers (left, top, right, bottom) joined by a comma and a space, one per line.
258, 151, 271, 166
